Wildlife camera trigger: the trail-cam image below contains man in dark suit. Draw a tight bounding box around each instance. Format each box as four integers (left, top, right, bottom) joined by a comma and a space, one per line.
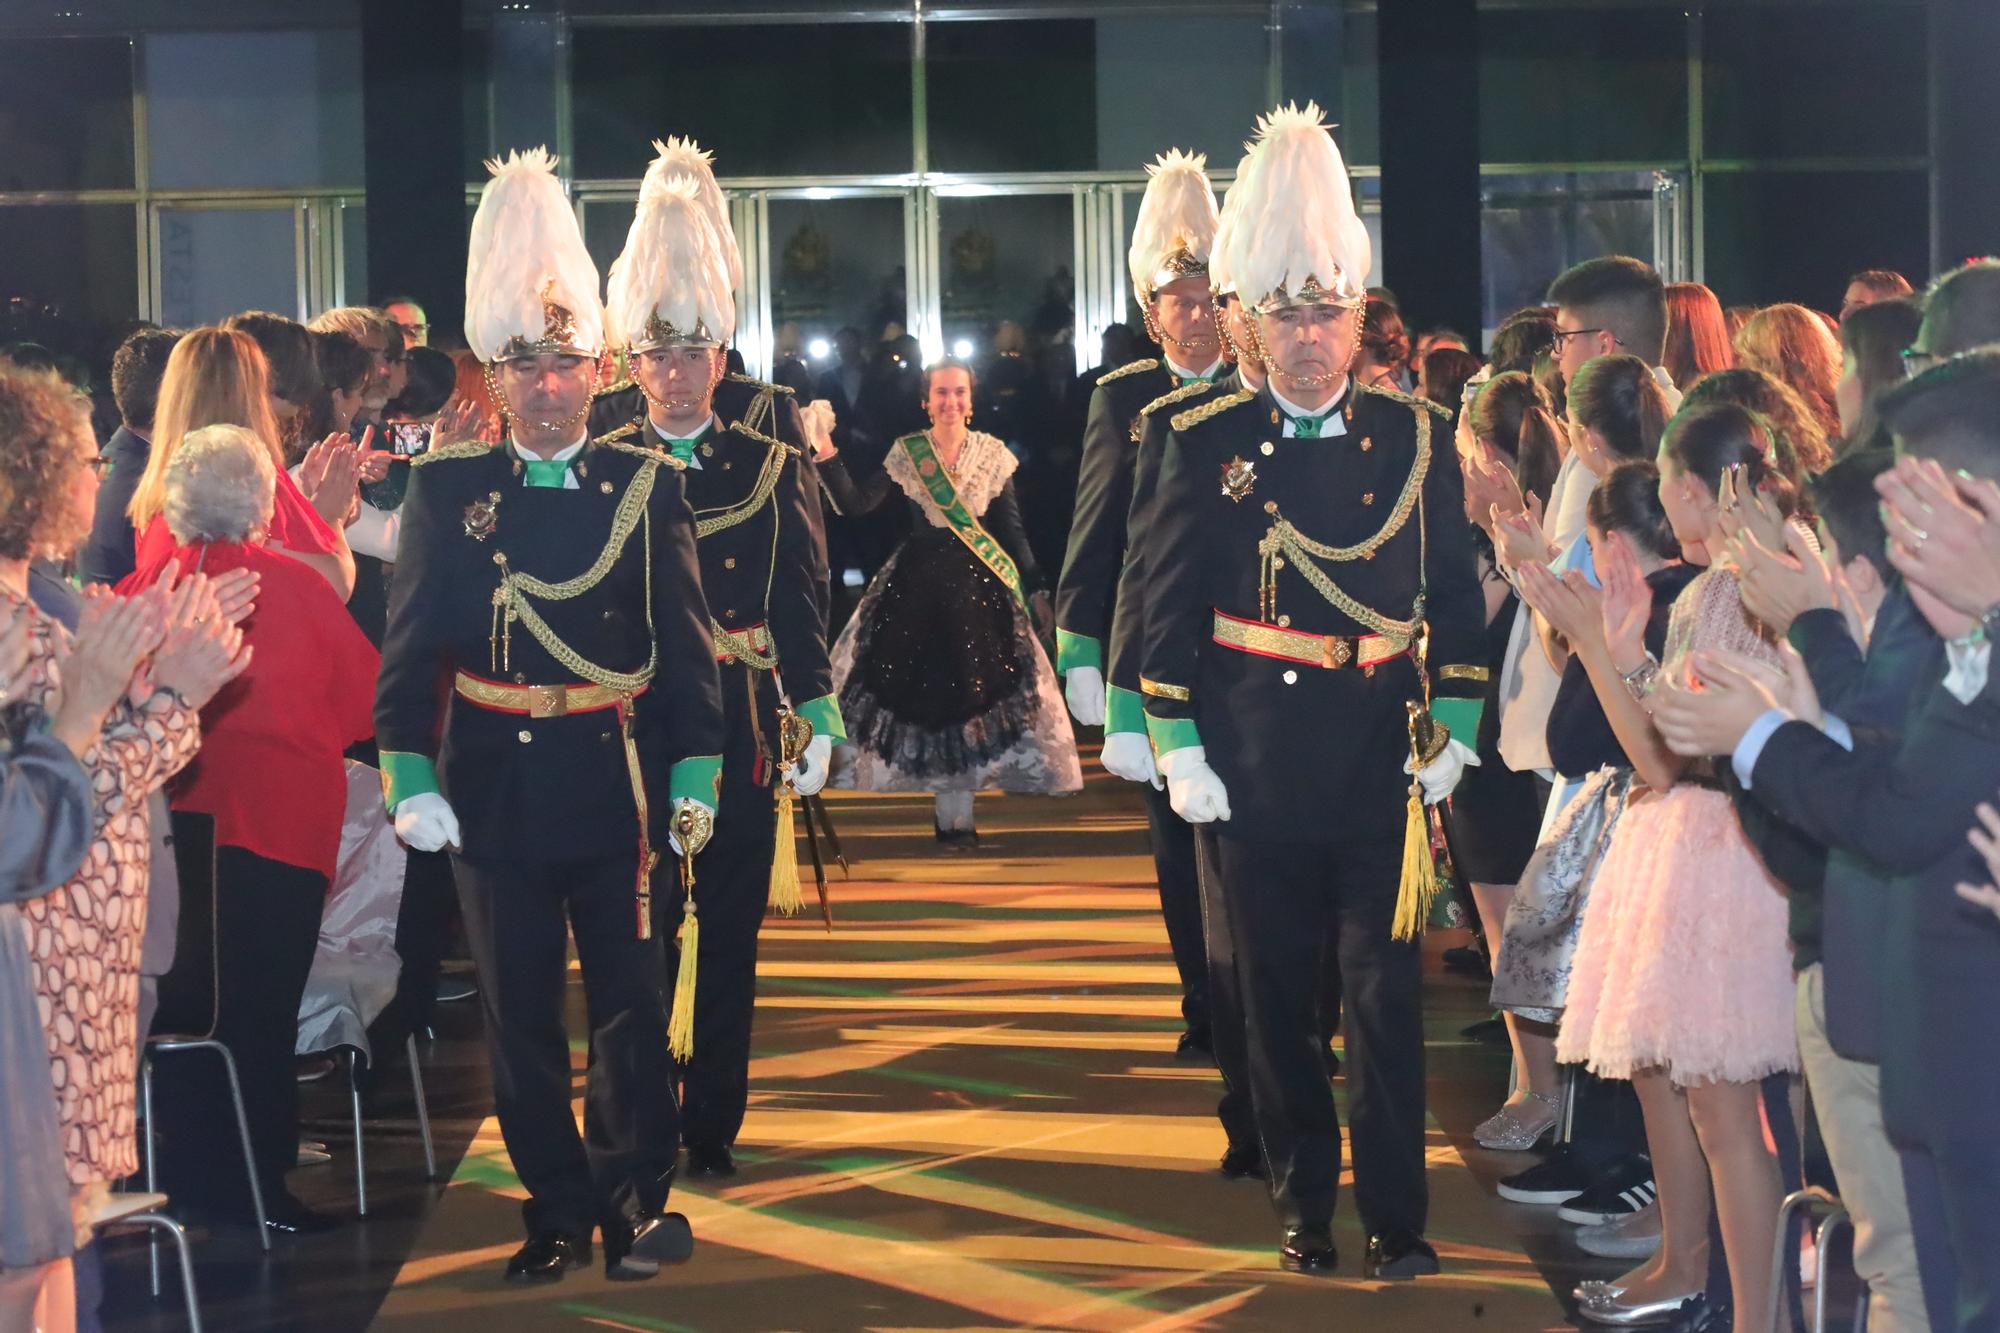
1140, 105, 1486, 1281
376, 149, 724, 1286
1057, 149, 1225, 1062
1657, 352, 2000, 1333
599, 152, 840, 1182
79, 327, 179, 587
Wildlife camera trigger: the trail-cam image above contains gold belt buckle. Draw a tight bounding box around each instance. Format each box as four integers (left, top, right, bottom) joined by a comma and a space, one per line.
528, 685, 568, 718
1321, 635, 1355, 670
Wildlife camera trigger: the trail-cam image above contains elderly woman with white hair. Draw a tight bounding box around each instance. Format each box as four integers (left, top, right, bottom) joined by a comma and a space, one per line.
120, 423, 380, 1236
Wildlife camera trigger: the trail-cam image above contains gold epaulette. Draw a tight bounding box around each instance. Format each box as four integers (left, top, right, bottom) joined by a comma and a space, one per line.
1170, 387, 1256, 433
1097, 357, 1160, 387
1140, 379, 1215, 419
410, 441, 497, 468
593, 375, 635, 398
599, 438, 686, 470
728, 419, 802, 457
728, 372, 794, 395
1360, 380, 1452, 420
591, 421, 641, 445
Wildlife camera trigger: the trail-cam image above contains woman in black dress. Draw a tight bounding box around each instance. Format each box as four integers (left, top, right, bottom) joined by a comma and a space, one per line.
815, 360, 1080, 846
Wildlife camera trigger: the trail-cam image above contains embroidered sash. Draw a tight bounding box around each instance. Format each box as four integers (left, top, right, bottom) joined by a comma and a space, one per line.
894, 432, 1025, 607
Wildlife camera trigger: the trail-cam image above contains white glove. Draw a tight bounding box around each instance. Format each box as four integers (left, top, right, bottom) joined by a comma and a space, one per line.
787, 734, 833, 797
1404, 737, 1482, 806
667, 798, 717, 857
1158, 745, 1231, 824
1100, 731, 1162, 788
1064, 665, 1107, 727
804, 399, 838, 460
393, 792, 461, 853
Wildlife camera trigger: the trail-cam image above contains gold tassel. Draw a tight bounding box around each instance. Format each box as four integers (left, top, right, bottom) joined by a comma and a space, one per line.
668, 898, 699, 1060
1392, 778, 1439, 942
768, 788, 803, 915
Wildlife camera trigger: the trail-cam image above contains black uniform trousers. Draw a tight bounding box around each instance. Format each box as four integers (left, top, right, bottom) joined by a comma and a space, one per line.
660, 663, 779, 1154
1191, 828, 1256, 1151
454, 850, 679, 1239
1216, 831, 1427, 1237
1142, 783, 1208, 1037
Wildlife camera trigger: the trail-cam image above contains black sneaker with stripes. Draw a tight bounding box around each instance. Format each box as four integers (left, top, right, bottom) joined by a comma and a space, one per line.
1556, 1155, 1658, 1226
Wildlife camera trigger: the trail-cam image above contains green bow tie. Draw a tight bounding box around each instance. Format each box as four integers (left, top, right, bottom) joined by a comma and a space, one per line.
1287, 412, 1326, 439
661, 436, 698, 465
522, 457, 573, 488
1177, 374, 1213, 389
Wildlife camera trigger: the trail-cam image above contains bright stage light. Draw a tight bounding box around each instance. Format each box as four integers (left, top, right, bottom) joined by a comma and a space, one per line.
808, 337, 830, 360
952, 338, 975, 359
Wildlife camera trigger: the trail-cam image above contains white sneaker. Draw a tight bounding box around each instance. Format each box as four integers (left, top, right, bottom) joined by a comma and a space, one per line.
1575, 1204, 1662, 1260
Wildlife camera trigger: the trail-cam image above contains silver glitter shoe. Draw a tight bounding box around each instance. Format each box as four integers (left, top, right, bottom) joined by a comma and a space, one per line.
1577, 1286, 1705, 1326
1474, 1090, 1561, 1150
1574, 1280, 1626, 1305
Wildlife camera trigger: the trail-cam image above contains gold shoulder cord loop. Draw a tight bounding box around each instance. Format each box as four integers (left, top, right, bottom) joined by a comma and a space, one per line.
692, 429, 789, 537
491, 459, 662, 692
1257, 404, 1432, 644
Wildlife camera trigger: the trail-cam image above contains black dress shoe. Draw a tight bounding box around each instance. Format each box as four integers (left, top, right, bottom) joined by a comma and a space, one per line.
1363, 1229, 1440, 1280
1280, 1226, 1338, 1276
1174, 1028, 1213, 1061
686, 1143, 737, 1178
934, 825, 980, 850
1218, 1144, 1266, 1180
504, 1231, 590, 1284
262, 1195, 340, 1237
603, 1211, 695, 1279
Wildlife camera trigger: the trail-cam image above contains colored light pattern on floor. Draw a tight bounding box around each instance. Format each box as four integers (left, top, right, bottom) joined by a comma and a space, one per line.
372, 773, 1571, 1331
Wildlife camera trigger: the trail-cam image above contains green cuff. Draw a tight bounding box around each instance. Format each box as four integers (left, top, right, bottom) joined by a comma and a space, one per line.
379, 750, 439, 812
1056, 629, 1103, 675
1430, 696, 1483, 745
1105, 684, 1147, 736
670, 755, 724, 808
1145, 715, 1203, 757
795, 693, 847, 743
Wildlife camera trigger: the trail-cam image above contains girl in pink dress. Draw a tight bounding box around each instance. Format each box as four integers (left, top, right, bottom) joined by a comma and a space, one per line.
1520, 400, 1803, 1330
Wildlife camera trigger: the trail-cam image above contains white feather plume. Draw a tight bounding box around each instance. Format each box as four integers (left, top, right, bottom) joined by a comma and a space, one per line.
1230, 102, 1371, 310
464, 147, 604, 362
1127, 148, 1219, 301
1208, 142, 1259, 297
606, 175, 737, 349
643, 136, 744, 295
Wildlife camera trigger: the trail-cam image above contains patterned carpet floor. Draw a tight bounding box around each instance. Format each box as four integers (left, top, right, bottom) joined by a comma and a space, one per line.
359, 768, 1581, 1332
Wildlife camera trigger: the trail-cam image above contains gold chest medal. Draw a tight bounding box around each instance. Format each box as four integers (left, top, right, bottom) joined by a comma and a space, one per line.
463, 491, 502, 541
1219, 455, 1257, 503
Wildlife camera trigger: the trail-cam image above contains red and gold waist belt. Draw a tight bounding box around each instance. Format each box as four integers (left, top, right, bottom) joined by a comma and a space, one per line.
1211, 609, 1408, 671
453, 671, 647, 717
712, 621, 774, 664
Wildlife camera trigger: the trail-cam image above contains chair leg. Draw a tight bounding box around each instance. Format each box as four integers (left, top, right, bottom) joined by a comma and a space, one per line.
130, 1213, 203, 1333
1814, 1211, 1854, 1333
347, 1050, 368, 1217
207, 1043, 271, 1250
142, 1057, 160, 1296
406, 1035, 437, 1181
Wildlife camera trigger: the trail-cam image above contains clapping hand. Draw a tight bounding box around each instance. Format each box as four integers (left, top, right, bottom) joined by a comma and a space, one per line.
1460, 440, 1518, 538
1515, 560, 1603, 647
208, 566, 261, 624
1595, 533, 1655, 670
299, 432, 363, 525
1653, 644, 1820, 758
147, 573, 253, 709
1713, 463, 1790, 558
1878, 456, 2000, 620
50, 586, 168, 756
1956, 801, 2000, 924
1730, 523, 1837, 639
430, 399, 488, 450
354, 425, 394, 483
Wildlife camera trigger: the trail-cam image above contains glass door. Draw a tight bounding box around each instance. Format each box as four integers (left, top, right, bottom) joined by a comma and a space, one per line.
149, 199, 308, 326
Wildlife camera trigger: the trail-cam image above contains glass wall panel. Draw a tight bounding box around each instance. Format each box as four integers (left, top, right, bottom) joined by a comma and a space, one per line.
0, 204, 139, 330
1476, 7, 1687, 164
155, 205, 300, 327
0, 37, 135, 191
144, 32, 364, 191
927, 20, 1096, 173
1480, 171, 1662, 337
1701, 170, 1929, 312
570, 23, 913, 179
1703, 4, 1926, 160
1091, 16, 1269, 172
1339, 10, 1379, 168
340, 202, 368, 308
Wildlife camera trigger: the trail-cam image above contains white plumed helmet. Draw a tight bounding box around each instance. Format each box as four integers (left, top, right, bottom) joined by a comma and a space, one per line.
1229, 102, 1370, 313
464, 148, 604, 363
1127, 148, 1219, 304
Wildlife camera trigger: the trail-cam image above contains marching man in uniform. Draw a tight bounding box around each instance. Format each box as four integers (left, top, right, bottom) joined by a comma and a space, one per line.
1056, 149, 1224, 1060
1139, 105, 1487, 1279
602, 152, 842, 1180
375, 148, 724, 1285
